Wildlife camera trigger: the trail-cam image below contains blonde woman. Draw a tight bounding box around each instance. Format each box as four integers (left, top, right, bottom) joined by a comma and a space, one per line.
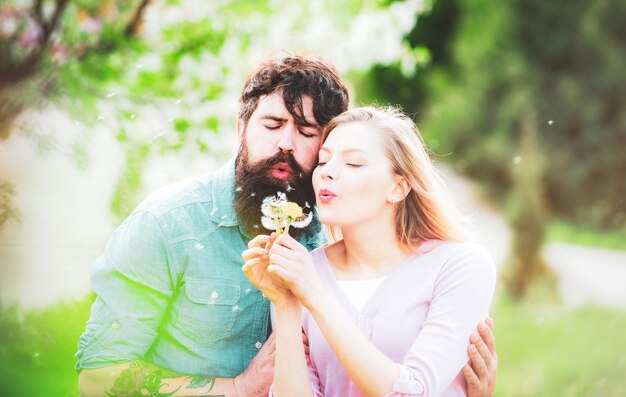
243, 106, 496, 397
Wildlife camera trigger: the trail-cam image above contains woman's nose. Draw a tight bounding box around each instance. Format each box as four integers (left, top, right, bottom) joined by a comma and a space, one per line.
320, 163, 336, 181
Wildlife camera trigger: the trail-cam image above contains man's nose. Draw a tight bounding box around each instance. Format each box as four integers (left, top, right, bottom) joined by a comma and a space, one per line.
277, 127, 296, 153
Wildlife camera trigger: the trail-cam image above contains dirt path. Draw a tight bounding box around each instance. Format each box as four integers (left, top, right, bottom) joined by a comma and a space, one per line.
439, 165, 626, 310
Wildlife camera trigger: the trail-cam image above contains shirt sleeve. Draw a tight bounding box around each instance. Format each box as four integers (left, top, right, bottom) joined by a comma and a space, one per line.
386, 244, 496, 397
75, 210, 177, 372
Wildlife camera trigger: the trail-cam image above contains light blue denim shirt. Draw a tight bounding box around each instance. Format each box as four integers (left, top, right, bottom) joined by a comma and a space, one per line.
75, 158, 326, 377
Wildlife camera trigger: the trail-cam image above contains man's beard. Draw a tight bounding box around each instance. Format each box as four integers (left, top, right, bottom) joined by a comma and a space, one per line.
235, 144, 316, 239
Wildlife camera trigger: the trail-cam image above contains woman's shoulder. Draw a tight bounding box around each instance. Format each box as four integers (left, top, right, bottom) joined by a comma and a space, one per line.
435, 240, 491, 256
309, 240, 347, 274
425, 240, 495, 273
310, 240, 344, 260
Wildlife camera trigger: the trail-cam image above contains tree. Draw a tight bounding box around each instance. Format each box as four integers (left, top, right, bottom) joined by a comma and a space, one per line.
362, 0, 626, 298
503, 108, 556, 300
0, 0, 153, 228
427, 0, 626, 230
0, 0, 152, 137
0, 0, 432, 229
1, 0, 70, 139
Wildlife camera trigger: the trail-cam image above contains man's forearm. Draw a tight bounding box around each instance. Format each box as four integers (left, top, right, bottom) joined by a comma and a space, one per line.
78, 360, 236, 397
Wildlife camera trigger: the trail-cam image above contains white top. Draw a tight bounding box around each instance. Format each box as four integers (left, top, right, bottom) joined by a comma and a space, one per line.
337, 276, 387, 312
302, 240, 496, 397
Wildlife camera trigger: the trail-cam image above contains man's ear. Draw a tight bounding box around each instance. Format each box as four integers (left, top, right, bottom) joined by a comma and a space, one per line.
236, 119, 244, 143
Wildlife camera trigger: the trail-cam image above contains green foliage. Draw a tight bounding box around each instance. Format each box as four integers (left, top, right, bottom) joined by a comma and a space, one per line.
173, 118, 191, 133
0, 182, 20, 225
204, 116, 220, 133
354, 0, 458, 110
162, 20, 227, 61
110, 143, 151, 221
0, 295, 95, 397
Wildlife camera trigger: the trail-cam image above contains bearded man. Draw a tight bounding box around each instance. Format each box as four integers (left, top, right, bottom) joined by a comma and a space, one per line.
76, 55, 497, 397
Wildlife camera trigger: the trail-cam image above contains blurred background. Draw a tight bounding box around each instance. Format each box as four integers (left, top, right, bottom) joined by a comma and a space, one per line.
1, 0, 625, 395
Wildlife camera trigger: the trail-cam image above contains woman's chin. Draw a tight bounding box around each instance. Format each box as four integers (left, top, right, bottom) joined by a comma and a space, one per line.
319, 213, 349, 228
319, 213, 338, 226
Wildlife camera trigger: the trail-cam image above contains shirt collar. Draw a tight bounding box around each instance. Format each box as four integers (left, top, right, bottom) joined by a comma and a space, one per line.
209, 157, 239, 228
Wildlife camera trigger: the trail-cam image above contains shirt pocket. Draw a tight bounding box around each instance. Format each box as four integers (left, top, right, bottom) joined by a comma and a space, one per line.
176, 276, 241, 344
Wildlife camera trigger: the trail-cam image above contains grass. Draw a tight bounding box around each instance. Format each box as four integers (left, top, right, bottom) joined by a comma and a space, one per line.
1, 293, 625, 396
547, 221, 626, 251
492, 295, 626, 397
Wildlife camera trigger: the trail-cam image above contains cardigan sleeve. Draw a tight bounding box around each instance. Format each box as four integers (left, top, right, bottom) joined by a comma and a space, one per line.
386, 244, 496, 397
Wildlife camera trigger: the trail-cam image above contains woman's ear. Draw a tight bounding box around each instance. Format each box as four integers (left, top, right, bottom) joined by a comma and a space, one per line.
394, 177, 411, 201
388, 176, 410, 204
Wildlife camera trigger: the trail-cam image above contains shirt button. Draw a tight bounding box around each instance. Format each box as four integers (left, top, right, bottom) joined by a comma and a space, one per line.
210, 291, 219, 299
357, 315, 364, 322
255, 341, 262, 349
111, 321, 119, 330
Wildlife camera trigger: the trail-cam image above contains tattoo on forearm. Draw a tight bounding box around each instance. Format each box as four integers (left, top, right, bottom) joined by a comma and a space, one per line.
188, 375, 215, 389
105, 360, 221, 397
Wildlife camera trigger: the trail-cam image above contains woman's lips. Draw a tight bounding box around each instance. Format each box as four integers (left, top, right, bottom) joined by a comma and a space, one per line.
318, 188, 337, 204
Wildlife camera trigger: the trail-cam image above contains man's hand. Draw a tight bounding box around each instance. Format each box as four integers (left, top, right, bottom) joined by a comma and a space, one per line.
233, 331, 276, 397
463, 317, 497, 397
265, 234, 324, 310
243, 234, 297, 306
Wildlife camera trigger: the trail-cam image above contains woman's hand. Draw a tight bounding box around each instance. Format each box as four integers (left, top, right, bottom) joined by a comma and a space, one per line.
266, 234, 326, 310
242, 234, 297, 307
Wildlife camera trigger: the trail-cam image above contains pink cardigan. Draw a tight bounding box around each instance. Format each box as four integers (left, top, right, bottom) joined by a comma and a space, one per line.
272, 240, 496, 397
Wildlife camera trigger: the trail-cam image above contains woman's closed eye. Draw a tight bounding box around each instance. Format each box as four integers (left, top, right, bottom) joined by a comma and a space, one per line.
345, 157, 366, 167
317, 160, 363, 167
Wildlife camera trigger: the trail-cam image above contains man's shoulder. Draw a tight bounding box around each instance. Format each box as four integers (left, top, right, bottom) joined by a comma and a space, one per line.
136, 173, 215, 218
135, 158, 235, 219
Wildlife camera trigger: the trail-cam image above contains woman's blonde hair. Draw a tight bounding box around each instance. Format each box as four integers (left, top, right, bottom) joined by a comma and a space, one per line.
321, 105, 467, 247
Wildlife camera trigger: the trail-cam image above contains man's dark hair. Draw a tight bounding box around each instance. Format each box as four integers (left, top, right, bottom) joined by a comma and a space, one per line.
238, 55, 350, 128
